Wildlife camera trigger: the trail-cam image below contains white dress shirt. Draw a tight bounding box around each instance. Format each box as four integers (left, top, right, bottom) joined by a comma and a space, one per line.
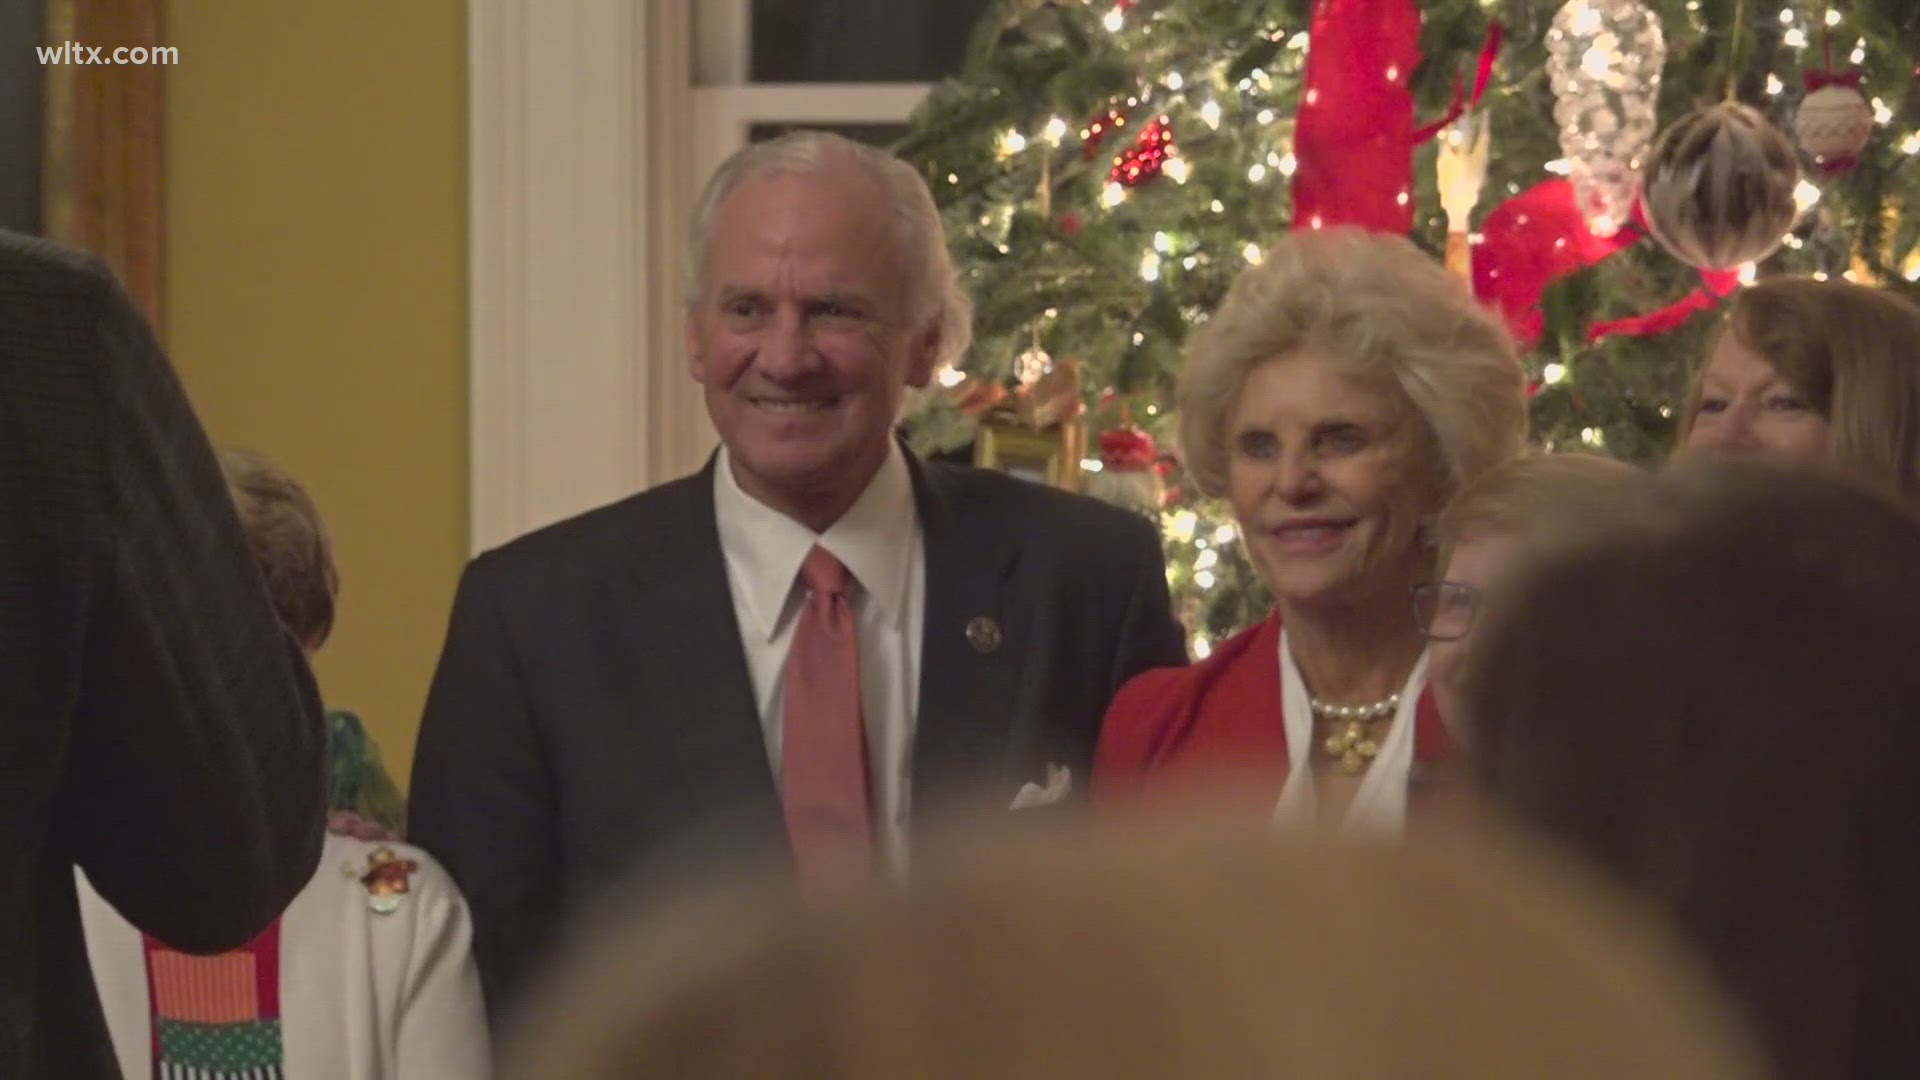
713, 442, 926, 872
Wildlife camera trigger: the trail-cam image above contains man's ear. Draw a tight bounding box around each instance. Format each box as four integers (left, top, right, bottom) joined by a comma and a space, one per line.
686, 307, 706, 383
904, 319, 942, 389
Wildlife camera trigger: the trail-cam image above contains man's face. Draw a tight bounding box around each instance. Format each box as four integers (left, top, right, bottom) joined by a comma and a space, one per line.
687, 166, 936, 524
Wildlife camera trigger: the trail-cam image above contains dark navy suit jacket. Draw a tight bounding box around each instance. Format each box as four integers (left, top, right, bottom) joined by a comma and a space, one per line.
409, 451, 1188, 1023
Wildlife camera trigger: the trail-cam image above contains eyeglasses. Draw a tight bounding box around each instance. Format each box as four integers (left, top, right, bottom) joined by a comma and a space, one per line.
1411, 580, 1479, 642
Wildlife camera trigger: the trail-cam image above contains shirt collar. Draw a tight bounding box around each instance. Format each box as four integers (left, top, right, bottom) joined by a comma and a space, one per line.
713, 441, 919, 641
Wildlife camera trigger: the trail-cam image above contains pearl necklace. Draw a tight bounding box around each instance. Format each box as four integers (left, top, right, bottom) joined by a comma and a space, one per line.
1309, 693, 1400, 774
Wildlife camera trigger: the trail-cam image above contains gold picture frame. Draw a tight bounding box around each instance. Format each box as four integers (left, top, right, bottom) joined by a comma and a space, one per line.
973, 418, 1084, 491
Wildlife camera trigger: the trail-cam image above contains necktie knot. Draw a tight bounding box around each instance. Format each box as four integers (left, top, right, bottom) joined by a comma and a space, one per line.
800, 545, 850, 599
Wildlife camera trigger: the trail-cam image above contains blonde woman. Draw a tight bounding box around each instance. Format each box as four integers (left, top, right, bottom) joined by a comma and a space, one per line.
1418, 452, 1643, 727
1095, 227, 1527, 832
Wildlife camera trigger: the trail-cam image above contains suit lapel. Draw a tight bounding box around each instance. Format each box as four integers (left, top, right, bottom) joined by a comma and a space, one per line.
909, 457, 1027, 817
619, 459, 786, 841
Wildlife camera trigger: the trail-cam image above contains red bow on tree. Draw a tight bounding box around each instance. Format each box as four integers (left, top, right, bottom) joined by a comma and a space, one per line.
1471, 178, 1642, 345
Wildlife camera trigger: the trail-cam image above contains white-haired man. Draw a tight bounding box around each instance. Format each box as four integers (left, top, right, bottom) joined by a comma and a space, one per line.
411, 131, 1188, 1026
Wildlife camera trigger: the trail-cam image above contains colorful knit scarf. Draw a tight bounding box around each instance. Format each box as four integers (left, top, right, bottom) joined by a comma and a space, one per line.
141, 922, 283, 1079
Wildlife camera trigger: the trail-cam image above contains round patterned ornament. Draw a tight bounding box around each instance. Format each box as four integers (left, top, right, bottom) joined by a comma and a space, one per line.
1795, 81, 1874, 173
1639, 101, 1800, 271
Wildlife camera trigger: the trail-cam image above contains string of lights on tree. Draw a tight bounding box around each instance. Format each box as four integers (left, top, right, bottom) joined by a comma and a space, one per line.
896, 0, 1920, 654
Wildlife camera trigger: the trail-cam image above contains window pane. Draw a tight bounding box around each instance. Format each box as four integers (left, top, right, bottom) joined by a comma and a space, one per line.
746, 121, 910, 148
751, 0, 995, 83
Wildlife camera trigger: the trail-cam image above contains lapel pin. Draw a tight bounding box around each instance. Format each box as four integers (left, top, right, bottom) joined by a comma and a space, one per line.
965, 616, 1002, 654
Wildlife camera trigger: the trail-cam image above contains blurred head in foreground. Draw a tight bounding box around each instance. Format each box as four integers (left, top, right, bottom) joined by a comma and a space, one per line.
504, 820, 1758, 1079
1463, 458, 1920, 1078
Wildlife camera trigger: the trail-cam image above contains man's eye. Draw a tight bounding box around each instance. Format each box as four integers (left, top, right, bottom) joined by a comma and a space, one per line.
724, 298, 763, 318
811, 301, 863, 320
1236, 431, 1278, 459
1317, 429, 1366, 454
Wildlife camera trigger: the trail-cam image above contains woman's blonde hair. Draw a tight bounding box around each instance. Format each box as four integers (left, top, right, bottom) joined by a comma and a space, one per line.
1178, 227, 1527, 499
504, 820, 1760, 1079
1434, 451, 1644, 570
1679, 276, 1920, 502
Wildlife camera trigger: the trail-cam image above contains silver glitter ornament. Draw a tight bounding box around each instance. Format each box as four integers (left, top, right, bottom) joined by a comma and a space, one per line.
1544, 0, 1667, 237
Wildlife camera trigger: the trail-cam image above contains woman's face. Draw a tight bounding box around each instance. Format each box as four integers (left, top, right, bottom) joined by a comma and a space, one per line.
1683, 332, 1831, 464
1226, 353, 1444, 614
1426, 531, 1518, 729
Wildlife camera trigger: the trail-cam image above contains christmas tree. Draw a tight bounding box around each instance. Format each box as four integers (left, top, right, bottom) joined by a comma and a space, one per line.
896, 0, 1920, 653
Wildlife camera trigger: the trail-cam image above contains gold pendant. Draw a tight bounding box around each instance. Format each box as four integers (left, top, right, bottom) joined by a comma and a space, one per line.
1334, 721, 1377, 774
1319, 716, 1379, 774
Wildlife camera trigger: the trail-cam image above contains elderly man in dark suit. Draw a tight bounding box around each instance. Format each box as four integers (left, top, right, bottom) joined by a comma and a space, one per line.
410, 130, 1189, 1024
0, 231, 328, 1077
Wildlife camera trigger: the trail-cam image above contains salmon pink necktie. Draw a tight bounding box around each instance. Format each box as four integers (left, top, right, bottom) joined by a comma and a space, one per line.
780, 545, 873, 886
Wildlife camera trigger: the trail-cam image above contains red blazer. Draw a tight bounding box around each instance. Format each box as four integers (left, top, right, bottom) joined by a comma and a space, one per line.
1093, 613, 1453, 806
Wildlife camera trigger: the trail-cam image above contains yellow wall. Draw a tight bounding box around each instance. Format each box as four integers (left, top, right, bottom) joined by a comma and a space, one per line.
165, 1, 467, 785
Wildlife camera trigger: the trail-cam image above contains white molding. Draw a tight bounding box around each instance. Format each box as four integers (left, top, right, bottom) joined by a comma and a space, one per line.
468, 0, 703, 555
642, 1, 714, 490
693, 0, 749, 84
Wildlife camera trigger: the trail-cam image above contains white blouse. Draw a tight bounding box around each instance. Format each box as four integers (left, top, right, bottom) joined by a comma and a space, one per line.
79, 833, 490, 1079
1271, 627, 1431, 835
